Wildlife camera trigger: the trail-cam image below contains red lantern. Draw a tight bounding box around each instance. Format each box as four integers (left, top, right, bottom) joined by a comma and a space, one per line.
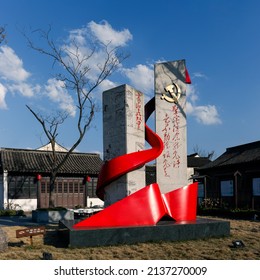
36, 174, 42, 180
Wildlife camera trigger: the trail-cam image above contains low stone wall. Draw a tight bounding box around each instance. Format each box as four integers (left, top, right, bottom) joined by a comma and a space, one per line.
32, 209, 74, 223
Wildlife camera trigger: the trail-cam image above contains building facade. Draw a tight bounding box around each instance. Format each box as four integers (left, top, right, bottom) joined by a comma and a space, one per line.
197, 141, 260, 210
0, 147, 103, 211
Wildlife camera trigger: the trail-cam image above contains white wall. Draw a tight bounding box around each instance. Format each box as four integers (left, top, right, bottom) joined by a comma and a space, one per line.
187, 167, 195, 184
7, 198, 103, 212
87, 197, 104, 208
7, 199, 37, 212
0, 175, 3, 209
3, 170, 8, 208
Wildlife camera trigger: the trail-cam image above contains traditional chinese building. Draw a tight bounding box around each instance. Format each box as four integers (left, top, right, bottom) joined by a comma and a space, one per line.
187, 153, 212, 184
0, 145, 103, 211
197, 141, 260, 210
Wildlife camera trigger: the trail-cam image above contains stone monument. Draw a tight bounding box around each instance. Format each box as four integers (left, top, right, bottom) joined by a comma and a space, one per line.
59, 59, 230, 248
102, 84, 145, 206
155, 60, 190, 193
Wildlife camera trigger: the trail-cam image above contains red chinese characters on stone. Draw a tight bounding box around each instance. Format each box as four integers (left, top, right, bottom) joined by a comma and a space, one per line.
135, 92, 142, 130
161, 104, 181, 177
162, 113, 171, 177
172, 104, 181, 168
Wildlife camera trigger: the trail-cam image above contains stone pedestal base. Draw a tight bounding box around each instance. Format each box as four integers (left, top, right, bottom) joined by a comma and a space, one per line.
59, 218, 230, 248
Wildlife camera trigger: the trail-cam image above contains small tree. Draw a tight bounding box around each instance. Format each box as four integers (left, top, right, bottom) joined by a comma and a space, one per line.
25, 28, 129, 207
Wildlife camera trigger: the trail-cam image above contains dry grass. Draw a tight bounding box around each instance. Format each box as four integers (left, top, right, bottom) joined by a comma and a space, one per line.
0, 217, 259, 260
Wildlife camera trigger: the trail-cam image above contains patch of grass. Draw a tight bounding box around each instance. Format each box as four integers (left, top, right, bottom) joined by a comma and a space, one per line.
0, 217, 259, 260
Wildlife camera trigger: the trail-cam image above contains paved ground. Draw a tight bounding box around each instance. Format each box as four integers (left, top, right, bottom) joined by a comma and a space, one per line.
0, 214, 43, 227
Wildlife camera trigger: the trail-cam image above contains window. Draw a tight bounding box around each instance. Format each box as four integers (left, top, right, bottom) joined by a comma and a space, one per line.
252, 178, 260, 196
57, 182, 62, 193
8, 176, 37, 199
87, 178, 98, 198
74, 182, 79, 193
220, 180, 234, 197
69, 181, 74, 193
198, 182, 205, 198
64, 181, 68, 193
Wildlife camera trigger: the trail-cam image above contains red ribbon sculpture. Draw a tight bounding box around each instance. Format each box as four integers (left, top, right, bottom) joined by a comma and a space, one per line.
73, 95, 198, 230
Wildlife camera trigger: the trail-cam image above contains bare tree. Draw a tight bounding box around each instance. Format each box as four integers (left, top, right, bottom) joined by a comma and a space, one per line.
0, 26, 6, 44
25, 28, 129, 207
193, 144, 215, 160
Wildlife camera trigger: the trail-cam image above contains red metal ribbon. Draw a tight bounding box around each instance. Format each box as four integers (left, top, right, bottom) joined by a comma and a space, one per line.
73, 96, 198, 230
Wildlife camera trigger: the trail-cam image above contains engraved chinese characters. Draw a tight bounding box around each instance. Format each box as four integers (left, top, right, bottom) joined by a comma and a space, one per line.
155, 60, 189, 193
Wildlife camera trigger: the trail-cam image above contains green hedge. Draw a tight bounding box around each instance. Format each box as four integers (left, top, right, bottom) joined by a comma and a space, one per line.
35, 207, 68, 211
198, 208, 260, 220
0, 209, 24, 216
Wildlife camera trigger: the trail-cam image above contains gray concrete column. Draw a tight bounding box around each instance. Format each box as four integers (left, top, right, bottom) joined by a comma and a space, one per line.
103, 84, 145, 206
155, 60, 188, 193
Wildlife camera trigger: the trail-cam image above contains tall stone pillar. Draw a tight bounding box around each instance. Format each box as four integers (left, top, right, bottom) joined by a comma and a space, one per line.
155, 60, 189, 193
102, 84, 145, 206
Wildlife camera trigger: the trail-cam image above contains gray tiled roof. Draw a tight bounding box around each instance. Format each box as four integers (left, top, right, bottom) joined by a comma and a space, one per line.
187, 154, 211, 167
199, 141, 260, 170
0, 148, 102, 175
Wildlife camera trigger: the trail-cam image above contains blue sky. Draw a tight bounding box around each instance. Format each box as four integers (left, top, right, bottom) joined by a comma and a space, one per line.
0, 0, 260, 159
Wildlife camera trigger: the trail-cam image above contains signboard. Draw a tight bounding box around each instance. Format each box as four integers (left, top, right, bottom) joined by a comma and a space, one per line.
220, 180, 234, 197
252, 178, 260, 196
16, 226, 45, 238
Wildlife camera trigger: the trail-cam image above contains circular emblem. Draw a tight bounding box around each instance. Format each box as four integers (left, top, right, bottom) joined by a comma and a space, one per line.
161, 83, 182, 103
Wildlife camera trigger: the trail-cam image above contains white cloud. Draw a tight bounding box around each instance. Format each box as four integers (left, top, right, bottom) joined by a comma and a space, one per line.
0, 45, 41, 109
122, 64, 154, 95
186, 82, 221, 125
68, 28, 87, 46
98, 79, 118, 93
199, 105, 221, 125
8, 82, 41, 97
0, 21, 133, 112
67, 21, 132, 61
45, 78, 76, 117
186, 84, 198, 103
0, 21, 133, 111
193, 72, 208, 79
55, 20, 133, 108
88, 20, 133, 47
65, 21, 133, 90
188, 103, 222, 125
0, 45, 30, 82
0, 83, 7, 109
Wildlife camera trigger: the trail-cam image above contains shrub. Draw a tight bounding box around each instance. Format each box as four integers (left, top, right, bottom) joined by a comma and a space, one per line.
0, 209, 24, 216
197, 207, 260, 220
36, 207, 67, 211
199, 198, 220, 209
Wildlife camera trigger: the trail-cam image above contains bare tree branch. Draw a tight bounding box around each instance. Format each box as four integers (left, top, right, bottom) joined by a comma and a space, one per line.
0, 26, 6, 44
24, 27, 129, 207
